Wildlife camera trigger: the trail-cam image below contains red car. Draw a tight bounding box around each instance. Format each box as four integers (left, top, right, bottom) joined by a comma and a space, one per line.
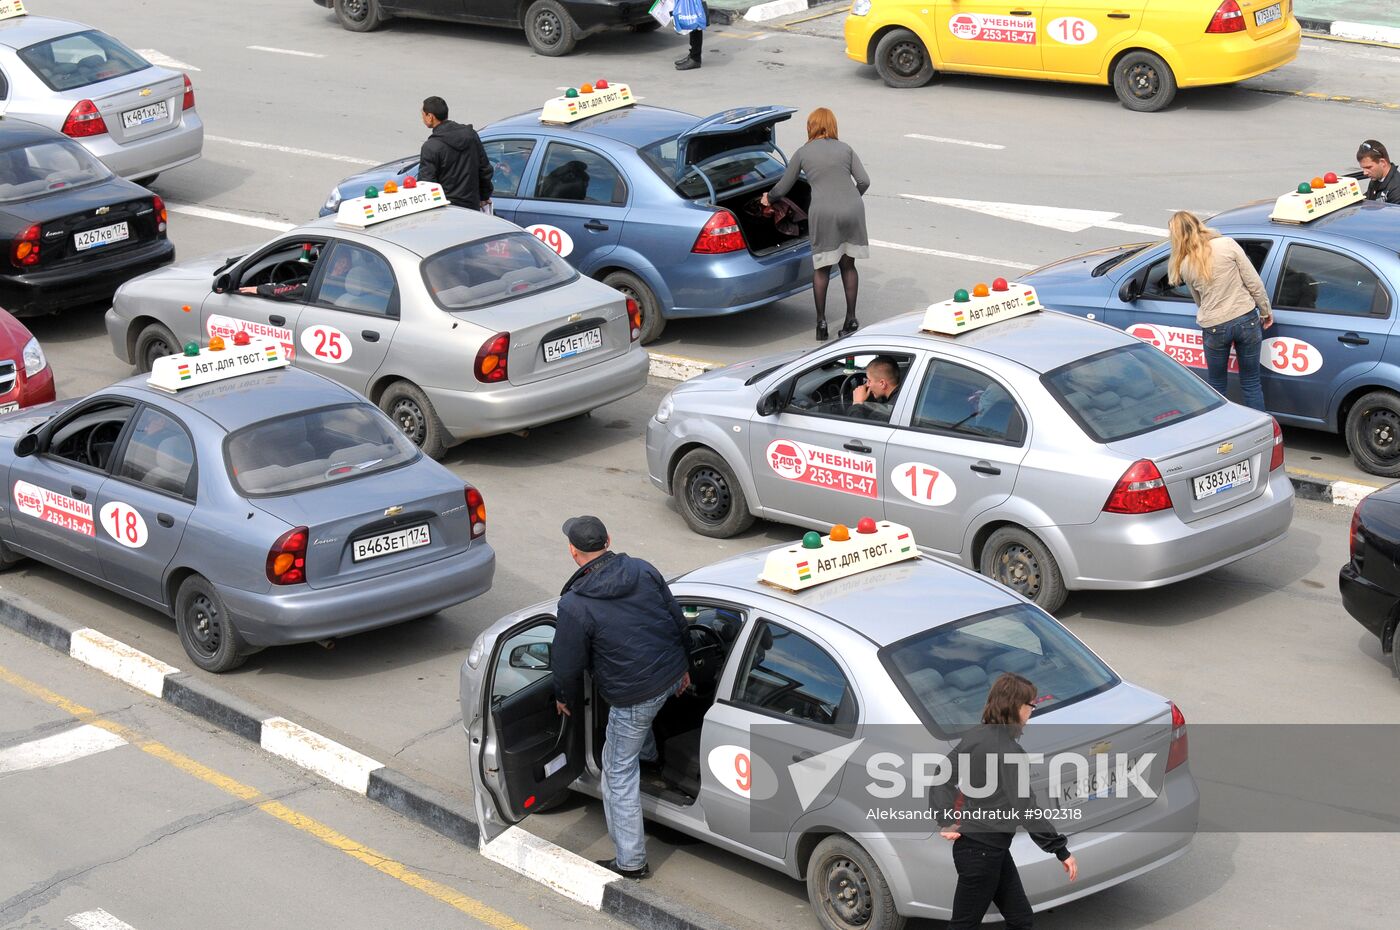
0, 308, 54, 412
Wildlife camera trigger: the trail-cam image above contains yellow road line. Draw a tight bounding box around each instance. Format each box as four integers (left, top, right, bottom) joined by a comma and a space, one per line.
1272, 89, 1400, 109
779, 6, 847, 27
1286, 466, 1382, 486
0, 663, 531, 930
1302, 31, 1400, 51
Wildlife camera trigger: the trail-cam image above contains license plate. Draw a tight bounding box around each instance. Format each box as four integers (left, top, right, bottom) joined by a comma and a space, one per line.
1062, 767, 1119, 805
0, 403, 16, 414
543, 327, 602, 363
1193, 459, 1251, 499
74, 222, 129, 252
1254, 3, 1282, 26
352, 524, 430, 562
122, 100, 168, 129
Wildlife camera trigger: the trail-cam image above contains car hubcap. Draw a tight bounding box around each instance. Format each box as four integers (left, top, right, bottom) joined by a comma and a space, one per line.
1364, 408, 1400, 461
188, 593, 221, 657
536, 11, 561, 45
823, 857, 873, 928
1127, 63, 1160, 99
686, 467, 731, 524
887, 41, 923, 78
343, 0, 368, 21
390, 399, 426, 446
145, 338, 171, 370
995, 543, 1041, 597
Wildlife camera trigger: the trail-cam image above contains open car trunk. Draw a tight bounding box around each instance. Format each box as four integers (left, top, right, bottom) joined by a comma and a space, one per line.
717, 178, 812, 256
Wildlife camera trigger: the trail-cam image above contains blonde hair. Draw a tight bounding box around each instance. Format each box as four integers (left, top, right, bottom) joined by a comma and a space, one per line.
806, 108, 838, 142
1167, 211, 1219, 287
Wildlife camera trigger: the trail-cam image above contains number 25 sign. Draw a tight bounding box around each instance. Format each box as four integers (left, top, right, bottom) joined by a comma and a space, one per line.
300, 324, 354, 364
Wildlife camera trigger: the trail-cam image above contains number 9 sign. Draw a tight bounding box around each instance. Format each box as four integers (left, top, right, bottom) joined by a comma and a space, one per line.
300, 324, 354, 364
706, 744, 778, 800
100, 501, 148, 549
527, 224, 575, 258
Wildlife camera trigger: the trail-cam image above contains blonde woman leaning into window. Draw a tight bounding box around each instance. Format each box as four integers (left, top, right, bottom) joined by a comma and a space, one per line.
1167, 211, 1273, 411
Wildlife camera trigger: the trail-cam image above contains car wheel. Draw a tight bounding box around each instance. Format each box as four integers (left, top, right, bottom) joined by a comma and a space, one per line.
1346, 391, 1400, 478
524, 0, 579, 56
980, 526, 1067, 613
807, 835, 906, 930
874, 29, 935, 89
0, 536, 26, 569
176, 575, 247, 673
1112, 51, 1177, 112
602, 270, 665, 344
1390, 623, 1400, 678
135, 322, 180, 374
673, 448, 754, 538
335, 0, 386, 31
380, 380, 449, 460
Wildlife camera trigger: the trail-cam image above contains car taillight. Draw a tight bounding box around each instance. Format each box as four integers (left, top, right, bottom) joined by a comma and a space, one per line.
1269, 417, 1284, 471
1103, 459, 1172, 514
182, 73, 195, 110
474, 332, 509, 383
1166, 702, 1189, 771
152, 194, 168, 234
1350, 505, 1365, 563
466, 486, 486, 540
266, 525, 308, 585
691, 209, 745, 254
626, 297, 642, 342
61, 99, 108, 138
11, 224, 40, 268
1205, 0, 1246, 33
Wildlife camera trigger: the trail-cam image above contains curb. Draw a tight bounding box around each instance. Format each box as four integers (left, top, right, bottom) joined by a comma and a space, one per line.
1298, 16, 1400, 46
0, 592, 735, 930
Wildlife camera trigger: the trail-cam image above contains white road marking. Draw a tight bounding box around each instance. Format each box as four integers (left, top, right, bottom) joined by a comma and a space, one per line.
205, 134, 378, 167
70, 629, 177, 698
0, 725, 127, 776
67, 909, 139, 930
261, 717, 384, 794
903, 194, 1168, 236
247, 45, 326, 58
164, 203, 294, 232
481, 825, 616, 909
135, 49, 199, 71
871, 239, 1035, 271
905, 134, 1006, 150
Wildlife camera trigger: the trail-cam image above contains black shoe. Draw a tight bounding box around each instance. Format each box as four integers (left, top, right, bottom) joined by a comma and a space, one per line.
816, 321, 828, 342
839, 318, 859, 337
596, 858, 650, 879
675, 57, 701, 71
674, 55, 693, 66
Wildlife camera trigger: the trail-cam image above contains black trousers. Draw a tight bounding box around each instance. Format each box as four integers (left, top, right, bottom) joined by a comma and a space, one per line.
948, 837, 1034, 929
689, 27, 703, 59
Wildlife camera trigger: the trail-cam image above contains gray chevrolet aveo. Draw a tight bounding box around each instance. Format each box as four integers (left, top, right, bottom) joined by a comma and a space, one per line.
460, 533, 1198, 929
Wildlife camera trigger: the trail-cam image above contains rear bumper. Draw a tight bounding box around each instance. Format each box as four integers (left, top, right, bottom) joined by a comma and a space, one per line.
564, 0, 655, 31
0, 240, 175, 316
427, 344, 649, 441
1175, 20, 1301, 87
1339, 562, 1395, 643
1054, 469, 1294, 589
83, 114, 204, 181
664, 245, 813, 319
218, 542, 496, 647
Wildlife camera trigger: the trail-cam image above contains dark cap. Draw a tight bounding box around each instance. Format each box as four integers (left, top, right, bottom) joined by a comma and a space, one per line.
562, 515, 609, 552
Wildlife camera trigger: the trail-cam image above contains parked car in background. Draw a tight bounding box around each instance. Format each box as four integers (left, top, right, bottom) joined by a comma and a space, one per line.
1340, 485, 1400, 680
0, 304, 53, 412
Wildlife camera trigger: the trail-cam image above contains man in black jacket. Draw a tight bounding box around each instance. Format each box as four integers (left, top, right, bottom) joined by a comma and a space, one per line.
419, 96, 494, 210
1357, 140, 1400, 205
554, 515, 690, 880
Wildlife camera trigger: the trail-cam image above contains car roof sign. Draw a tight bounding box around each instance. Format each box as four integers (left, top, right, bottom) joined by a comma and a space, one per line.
0, 1, 27, 21
147, 335, 288, 394
540, 80, 635, 125
336, 178, 446, 228
921, 278, 1040, 335
1269, 173, 1363, 224
758, 519, 918, 592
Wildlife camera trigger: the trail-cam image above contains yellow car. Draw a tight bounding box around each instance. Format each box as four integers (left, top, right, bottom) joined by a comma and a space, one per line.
845, 0, 1301, 111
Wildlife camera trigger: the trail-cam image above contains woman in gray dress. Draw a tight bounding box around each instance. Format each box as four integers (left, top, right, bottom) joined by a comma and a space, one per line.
763, 108, 871, 341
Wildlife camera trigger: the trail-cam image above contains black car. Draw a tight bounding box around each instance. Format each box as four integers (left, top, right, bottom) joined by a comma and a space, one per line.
0, 119, 173, 317
314, 0, 657, 57
1339, 484, 1400, 678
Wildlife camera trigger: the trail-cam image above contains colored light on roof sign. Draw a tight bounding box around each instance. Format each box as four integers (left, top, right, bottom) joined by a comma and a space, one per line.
1271, 175, 1363, 224
337, 180, 447, 228
922, 281, 1041, 335
540, 82, 635, 124
759, 521, 918, 592
148, 337, 288, 393
0, 1, 27, 21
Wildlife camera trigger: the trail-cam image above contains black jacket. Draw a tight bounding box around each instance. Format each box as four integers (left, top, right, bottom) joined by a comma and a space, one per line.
1365, 167, 1400, 205
553, 552, 690, 709
419, 120, 493, 209
933, 724, 1071, 861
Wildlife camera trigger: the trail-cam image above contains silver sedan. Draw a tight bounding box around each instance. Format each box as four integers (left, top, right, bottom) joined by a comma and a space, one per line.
646, 305, 1294, 612
0, 11, 202, 184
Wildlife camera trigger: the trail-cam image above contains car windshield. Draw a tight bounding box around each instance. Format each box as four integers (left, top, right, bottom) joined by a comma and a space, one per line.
881, 603, 1119, 737
1092, 242, 1155, 276
0, 139, 109, 202
19, 30, 150, 92
422, 233, 576, 311
226, 404, 418, 496
1043, 343, 1225, 443
640, 135, 786, 198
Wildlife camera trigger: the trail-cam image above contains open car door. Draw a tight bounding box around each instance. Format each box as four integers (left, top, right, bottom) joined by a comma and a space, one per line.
467, 613, 586, 843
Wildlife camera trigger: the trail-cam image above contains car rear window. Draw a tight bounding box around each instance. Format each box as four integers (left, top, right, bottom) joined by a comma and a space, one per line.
0, 139, 108, 202
881, 604, 1119, 737
422, 233, 576, 311
1043, 343, 1224, 443
640, 135, 786, 199
19, 30, 149, 92
226, 404, 418, 496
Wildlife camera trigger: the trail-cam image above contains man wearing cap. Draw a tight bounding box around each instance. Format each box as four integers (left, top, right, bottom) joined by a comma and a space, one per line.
554, 516, 691, 880
1357, 140, 1400, 205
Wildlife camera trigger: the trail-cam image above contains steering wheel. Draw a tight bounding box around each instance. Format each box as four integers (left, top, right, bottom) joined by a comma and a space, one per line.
686, 624, 727, 694
268, 261, 305, 285
85, 421, 124, 470
840, 372, 866, 404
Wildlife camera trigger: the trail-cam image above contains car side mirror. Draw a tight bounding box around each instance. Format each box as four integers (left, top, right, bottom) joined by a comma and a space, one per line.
756, 387, 786, 417
214, 272, 231, 294
13, 434, 38, 458
509, 641, 551, 671
1120, 274, 1144, 303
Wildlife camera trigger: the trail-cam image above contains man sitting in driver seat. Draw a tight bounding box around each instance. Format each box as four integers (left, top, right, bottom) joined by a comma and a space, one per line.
238, 244, 322, 300
849, 357, 900, 422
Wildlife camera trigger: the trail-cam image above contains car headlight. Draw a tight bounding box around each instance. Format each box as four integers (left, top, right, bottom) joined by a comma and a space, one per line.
323, 186, 343, 212
851, 0, 871, 15
467, 634, 485, 670
656, 395, 674, 424
22, 337, 46, 378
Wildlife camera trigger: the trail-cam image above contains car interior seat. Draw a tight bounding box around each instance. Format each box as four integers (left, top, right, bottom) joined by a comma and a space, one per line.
338, 265, 393, 313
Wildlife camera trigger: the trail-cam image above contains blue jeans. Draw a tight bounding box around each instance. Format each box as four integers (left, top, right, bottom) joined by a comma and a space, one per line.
1202, 310, 1266, 411
601, 677, 682, 870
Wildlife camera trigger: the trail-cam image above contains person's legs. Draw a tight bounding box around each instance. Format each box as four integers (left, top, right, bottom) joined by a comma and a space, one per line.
947, 838, 1004, 930
677, 27, 703, 68
837, 255, 858, 331
812, 264, 832, 338
1202, 321, 1233, 398
600, 683, 677, 871
1231, 313, 1266, 411
990, 852, 1035, 930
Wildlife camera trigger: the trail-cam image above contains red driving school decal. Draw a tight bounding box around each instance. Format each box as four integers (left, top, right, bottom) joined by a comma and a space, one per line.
13, 480, 94, 536
1129, 322, 1322, 377
949, 13, 1038, 45
767, 438, 878, 499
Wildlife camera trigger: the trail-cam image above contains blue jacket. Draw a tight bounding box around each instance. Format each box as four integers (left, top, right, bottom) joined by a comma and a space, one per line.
553, 552, 690, 708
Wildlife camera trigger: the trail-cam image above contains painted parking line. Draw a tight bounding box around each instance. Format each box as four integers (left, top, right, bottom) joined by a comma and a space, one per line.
870, 239, 1035, 271
246, 45, 326, 58
205, 135, 379, 167
1256, 88, 1400, 110
67, 909, 140, 930
165, 203, 294, 232
0, 724, 126, 775
905, 134, 1006, 151
134, 50, 199, 71
903, 194, 1169, 237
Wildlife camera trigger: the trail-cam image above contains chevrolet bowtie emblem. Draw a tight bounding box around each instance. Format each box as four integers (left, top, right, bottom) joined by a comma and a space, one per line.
1090, 740, 1112, 756
384, 505, 404, 517
139, 88, 152, 97
568, 312, 582, 322
1217, 442, 1234, 455
95, 206, 110, 215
